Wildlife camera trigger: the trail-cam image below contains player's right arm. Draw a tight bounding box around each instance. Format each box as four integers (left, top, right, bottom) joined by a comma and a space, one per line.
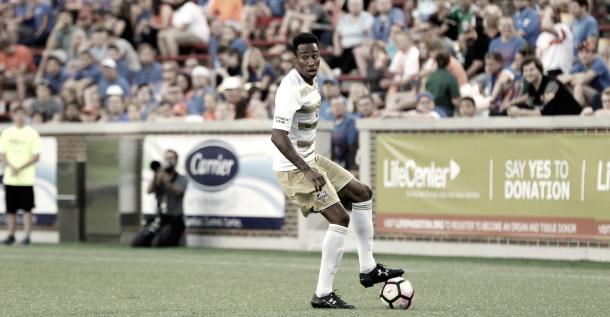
271, 129, 325, 191
271, 82, 326, 192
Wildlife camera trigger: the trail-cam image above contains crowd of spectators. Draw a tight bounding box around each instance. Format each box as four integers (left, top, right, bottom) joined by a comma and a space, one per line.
0, 0, 609, 170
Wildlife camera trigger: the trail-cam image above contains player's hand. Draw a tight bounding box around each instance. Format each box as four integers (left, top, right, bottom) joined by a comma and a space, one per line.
159, 171, 172, 185
10, 165, 21, 176
304, 169, 325, 192
499, 102, 511, 112
507, 106, 520, 117
580, 107, 594, 116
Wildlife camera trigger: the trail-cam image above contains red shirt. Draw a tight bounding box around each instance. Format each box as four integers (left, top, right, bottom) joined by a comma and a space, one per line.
0, 45, 37, 73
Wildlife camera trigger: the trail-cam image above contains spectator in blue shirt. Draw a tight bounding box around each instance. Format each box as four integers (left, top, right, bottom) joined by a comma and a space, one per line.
560, 44, 610, 108
330, 96, 359, 173
187, 66, 215, 115
134, 43, 163, 89
98, 58, 131, 99
484, 52, 516, 115
267, 0, 286, 17
320, 79, 342, 121
372, 0, 407, 42
512, 0, 539, 48
18, 0, 55, 46
103, 85, 129, 122
489, 17, 527, 68
570, 0, 599, 54
107, 44, 132, 84
74, 50, 102, 84
36, 53, 69, 95
89, 28, 110, 62
208, 23, 248, 68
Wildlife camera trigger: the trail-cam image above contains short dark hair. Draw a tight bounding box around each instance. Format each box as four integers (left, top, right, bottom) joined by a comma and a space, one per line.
292, 33, 319, 54
285, 43, 294, 53
137, 83, 150, 90
11, 105, 27, 114
435, 51, 450, 68
520, 56, 544, 74
47, 55, 63, 65
91, 27, 108, 34
518, 46, 534, 57
485, 51, 504, 64
573, 0, 588, 9
166, 149, 179, 161
460, 96, 476, 106
218, 46, 230, 55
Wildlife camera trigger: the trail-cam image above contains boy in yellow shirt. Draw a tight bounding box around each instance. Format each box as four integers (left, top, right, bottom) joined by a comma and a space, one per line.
1, 106, 40, 246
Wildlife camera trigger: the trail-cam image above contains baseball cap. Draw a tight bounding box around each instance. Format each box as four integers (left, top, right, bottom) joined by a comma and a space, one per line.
218, 76, 242, 92
416, 91, 435, 102
191, 66, 210, 78
323, 77, 339, 85
101, 58, 117, 69
106, 85, 124, 96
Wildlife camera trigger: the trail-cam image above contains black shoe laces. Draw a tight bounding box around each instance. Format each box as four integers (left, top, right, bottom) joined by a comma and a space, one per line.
329, 291, 346, 304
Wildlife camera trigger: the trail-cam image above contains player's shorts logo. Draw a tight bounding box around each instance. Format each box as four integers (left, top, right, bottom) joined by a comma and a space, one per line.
185, 140, 240, 192
316, 190, 329, 202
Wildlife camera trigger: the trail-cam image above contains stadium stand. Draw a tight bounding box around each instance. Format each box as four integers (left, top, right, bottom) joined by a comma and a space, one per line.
0, 0, 608, 140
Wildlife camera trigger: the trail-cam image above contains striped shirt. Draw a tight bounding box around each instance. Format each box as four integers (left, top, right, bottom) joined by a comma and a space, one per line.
272, 69, 321, 171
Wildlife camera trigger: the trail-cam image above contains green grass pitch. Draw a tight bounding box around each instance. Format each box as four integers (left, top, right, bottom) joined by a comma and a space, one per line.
1, 243, 610, 316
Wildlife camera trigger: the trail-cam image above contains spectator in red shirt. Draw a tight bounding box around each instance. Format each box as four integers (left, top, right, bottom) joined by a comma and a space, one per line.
0, 34, 36, 101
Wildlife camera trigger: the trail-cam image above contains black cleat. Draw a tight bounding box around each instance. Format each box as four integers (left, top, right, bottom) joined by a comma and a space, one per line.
2, 235, 15, 245
359, 263, 404, 288
310, 291, 355, 309
18, 237, 30, 246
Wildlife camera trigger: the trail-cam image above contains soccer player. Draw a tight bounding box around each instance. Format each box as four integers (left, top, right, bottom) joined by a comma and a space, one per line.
1, 106, 41, 246
271, 33, 404, 309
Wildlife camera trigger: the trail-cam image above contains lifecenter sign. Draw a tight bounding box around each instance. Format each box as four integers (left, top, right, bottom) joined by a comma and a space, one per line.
375, 134, 610, 239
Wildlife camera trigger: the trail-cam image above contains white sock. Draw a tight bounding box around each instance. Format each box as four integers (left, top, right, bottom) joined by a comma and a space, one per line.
315, 224, 347, 298
352, 200, 377, 273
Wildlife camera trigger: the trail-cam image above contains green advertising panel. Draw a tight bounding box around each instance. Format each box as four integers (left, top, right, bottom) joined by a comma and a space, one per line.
375, 134, 610, 238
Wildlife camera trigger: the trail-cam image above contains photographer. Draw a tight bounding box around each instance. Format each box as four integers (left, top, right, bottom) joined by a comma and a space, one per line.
131, 149, 188, 247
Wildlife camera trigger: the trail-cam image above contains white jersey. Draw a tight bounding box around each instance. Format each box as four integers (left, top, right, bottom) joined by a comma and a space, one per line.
272, 69, 321, 171
536, 23, 574, 76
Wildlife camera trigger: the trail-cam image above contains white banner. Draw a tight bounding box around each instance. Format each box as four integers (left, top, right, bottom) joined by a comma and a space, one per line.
0, 137, 58, 225
141, 135, 285, 229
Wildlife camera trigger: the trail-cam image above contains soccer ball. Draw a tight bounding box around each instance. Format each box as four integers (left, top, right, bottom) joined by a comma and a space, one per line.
379, 277, 414, 309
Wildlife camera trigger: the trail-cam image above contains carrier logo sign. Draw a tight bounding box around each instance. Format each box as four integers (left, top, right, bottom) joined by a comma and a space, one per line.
185, 140, 239, 191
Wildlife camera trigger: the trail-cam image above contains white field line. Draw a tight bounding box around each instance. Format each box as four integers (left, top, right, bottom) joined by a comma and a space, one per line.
3, 252, 609, 281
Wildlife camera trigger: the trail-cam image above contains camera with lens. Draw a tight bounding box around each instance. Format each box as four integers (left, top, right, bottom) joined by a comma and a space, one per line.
149, 160, 174, 173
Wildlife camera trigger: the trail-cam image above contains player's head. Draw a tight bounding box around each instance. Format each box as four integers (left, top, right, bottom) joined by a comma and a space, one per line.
415, 92, 436, 113
570, 0, 588, 17
484, 52, 503, 74
458, 97, 477, 117
521, 56, 543, 84
292, 33, 320, 83
11, 105, 28, 126
165, 149, 179, 169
